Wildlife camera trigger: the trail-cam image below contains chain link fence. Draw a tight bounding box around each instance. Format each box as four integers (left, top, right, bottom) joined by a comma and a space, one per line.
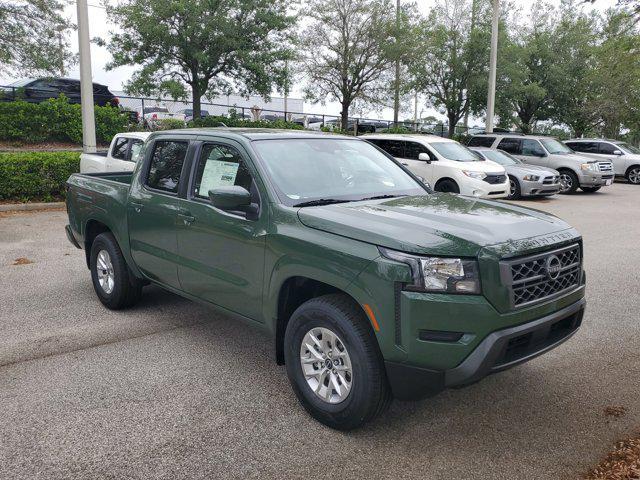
1, 84, 477, 137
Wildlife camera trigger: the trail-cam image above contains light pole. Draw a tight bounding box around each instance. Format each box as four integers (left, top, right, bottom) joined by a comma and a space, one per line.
486, 0, 499, 133
393, 0, 400, 126
77, 0, 96, 153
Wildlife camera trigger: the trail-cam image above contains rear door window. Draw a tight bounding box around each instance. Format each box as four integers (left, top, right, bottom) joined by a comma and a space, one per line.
146, 140, 188, 193
468, 136, 496, 147
567, 142, 598, 153
497, 138, 522, 154
111, 137, 129, 160
129, 140, 144, 162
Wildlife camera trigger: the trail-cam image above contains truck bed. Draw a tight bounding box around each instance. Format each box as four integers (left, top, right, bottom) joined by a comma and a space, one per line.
65, 172, 134, 255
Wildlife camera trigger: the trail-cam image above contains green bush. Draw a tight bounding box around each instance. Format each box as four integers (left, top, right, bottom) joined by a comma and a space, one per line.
0, 96, 130, 145
190, 115, 304, 130
0, 151, 80, 202
154, 118, 187, 130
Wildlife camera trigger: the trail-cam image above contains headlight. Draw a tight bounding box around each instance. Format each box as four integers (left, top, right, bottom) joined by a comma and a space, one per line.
462, 170, 486, 180
379, 247, 481, 294
522, 174, 540, 181
580, 163, 598, 171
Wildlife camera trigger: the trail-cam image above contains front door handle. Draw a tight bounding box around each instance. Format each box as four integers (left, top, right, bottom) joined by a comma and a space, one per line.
178, 212, 196, 225
402, 162, 409, 166
130, 202, 144, 213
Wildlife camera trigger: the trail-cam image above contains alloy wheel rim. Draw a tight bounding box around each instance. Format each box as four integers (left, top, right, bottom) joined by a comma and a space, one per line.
509, 179, 517, 197
299, 327, 353, 404
559, 173, 573, 192
96, 250, 115, 294
629, 168, 640, 184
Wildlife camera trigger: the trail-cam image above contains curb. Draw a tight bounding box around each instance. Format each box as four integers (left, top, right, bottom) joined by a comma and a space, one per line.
0, 202, 65, 212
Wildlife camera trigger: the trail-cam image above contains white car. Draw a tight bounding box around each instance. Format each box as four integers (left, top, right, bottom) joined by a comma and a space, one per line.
363, 134, 509, 198
80, 132, 151, 173
564, 138, 640, 185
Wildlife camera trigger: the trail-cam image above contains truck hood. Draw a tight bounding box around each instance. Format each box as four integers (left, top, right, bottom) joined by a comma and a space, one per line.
297, 194, 573, 257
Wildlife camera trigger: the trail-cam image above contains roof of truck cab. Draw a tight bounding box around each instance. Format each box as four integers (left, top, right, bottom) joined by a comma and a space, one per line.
150, 127, 353, 141
361, 133, 456, 143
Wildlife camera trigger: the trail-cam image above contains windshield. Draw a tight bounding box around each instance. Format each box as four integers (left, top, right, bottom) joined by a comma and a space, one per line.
429, 142, 481, 161
540, 138, 573, 154
481, 149, 520, 166
615, 142, 640, 154
8, 79, 35, 87
252, 138, 425, 206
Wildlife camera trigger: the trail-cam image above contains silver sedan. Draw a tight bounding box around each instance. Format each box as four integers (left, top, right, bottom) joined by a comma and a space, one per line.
470, 148, 561, 199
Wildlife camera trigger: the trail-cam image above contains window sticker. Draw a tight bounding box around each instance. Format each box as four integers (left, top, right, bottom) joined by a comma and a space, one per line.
199, 160, 240, 195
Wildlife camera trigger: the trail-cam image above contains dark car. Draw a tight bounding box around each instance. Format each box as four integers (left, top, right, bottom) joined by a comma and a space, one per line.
0, 78, 119, 107
177, 108, 210, 122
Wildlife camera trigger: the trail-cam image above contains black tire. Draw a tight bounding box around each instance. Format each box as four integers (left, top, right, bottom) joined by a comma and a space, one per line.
434, 179, 460, 194
626, 165, 640, 184
507, 175, 521, 200
284, 294, 391, 430
90, 232, 143, 310
558, 169, 579, 194
580, 186, 601, 193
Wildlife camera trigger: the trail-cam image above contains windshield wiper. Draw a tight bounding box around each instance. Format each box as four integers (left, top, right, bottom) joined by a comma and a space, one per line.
293, 198, 354, 208
358, 194, 404, 201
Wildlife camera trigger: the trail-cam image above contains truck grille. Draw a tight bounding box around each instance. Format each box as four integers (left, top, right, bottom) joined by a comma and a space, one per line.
500, 243, 582, 308
543, 175, 560, 185
597, 162, 613, 173
483, 174, 507, 184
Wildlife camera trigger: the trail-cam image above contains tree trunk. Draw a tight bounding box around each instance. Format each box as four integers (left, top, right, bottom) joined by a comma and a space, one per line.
447, 112, 457, 138
341, 102, 349, 133
191, 83, 201, 123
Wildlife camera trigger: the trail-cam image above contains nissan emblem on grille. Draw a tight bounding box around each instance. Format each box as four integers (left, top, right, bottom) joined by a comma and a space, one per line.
545, 255, 562, 280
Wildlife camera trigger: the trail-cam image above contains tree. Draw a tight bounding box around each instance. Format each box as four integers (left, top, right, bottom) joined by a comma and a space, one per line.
103, 0, 294, 119
299, 0, 396, 130
408, 0, 492, 138
0, 0, 74, 76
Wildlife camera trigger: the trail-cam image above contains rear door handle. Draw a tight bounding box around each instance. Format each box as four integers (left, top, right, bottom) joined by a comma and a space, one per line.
130, 202, 144, 213
402, 162, 409, 166
178, 212, 196, 225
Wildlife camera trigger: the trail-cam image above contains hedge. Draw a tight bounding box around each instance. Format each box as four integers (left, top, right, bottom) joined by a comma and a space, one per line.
190, 115, 304, 130
0, 151, 80, 202
0, 96, 130, 145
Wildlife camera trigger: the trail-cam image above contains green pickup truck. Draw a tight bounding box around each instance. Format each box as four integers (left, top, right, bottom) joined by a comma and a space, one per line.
65, 128, 586, 430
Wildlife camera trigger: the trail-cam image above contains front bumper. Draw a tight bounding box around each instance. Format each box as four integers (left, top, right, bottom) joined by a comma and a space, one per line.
520, 180, 561, 196
577, 171, 614, 187
458, 176, 509, 199
385, 297, 585, 400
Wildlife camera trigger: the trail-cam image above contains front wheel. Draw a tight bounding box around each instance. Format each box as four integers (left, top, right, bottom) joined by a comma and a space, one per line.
507, 176, 521, 199
558, 170, 579, 194
580, 186, 601, 193
90, 232, 143, 309
434, 179, 460, 194
626, 166, 640, 184
284, 294, 391, 430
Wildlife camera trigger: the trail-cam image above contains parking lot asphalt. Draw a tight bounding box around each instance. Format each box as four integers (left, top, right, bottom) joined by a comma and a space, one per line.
1, 184, 639, 480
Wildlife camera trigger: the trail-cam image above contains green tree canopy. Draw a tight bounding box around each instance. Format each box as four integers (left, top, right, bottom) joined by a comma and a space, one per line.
408, 0, 492, 138
102, 0, 295, 119
0, 0, 74, 76
299, 0, 396, 130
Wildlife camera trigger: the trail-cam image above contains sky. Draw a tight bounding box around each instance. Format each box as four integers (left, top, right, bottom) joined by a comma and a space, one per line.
1, 0, 620, 122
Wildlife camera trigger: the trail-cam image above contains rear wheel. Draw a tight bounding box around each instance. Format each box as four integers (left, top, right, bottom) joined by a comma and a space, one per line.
434, 179, 460, 194
558, 170, 579, 194
626, 166, 640, 184
507, 176, 521, 199
284, 294, 391, 430
580, 186, 601, 193
90, 232, 143, 310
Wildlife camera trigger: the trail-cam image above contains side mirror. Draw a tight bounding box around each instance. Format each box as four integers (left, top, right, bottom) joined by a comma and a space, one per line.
418, 152, 436, 162
209, 186, 251, 210
613, 149, 623, 156
534, 150, 547, 157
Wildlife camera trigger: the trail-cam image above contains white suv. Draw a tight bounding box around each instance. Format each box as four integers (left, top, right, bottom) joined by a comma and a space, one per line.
363, 134, 509, 198
564, 138, 640, 185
